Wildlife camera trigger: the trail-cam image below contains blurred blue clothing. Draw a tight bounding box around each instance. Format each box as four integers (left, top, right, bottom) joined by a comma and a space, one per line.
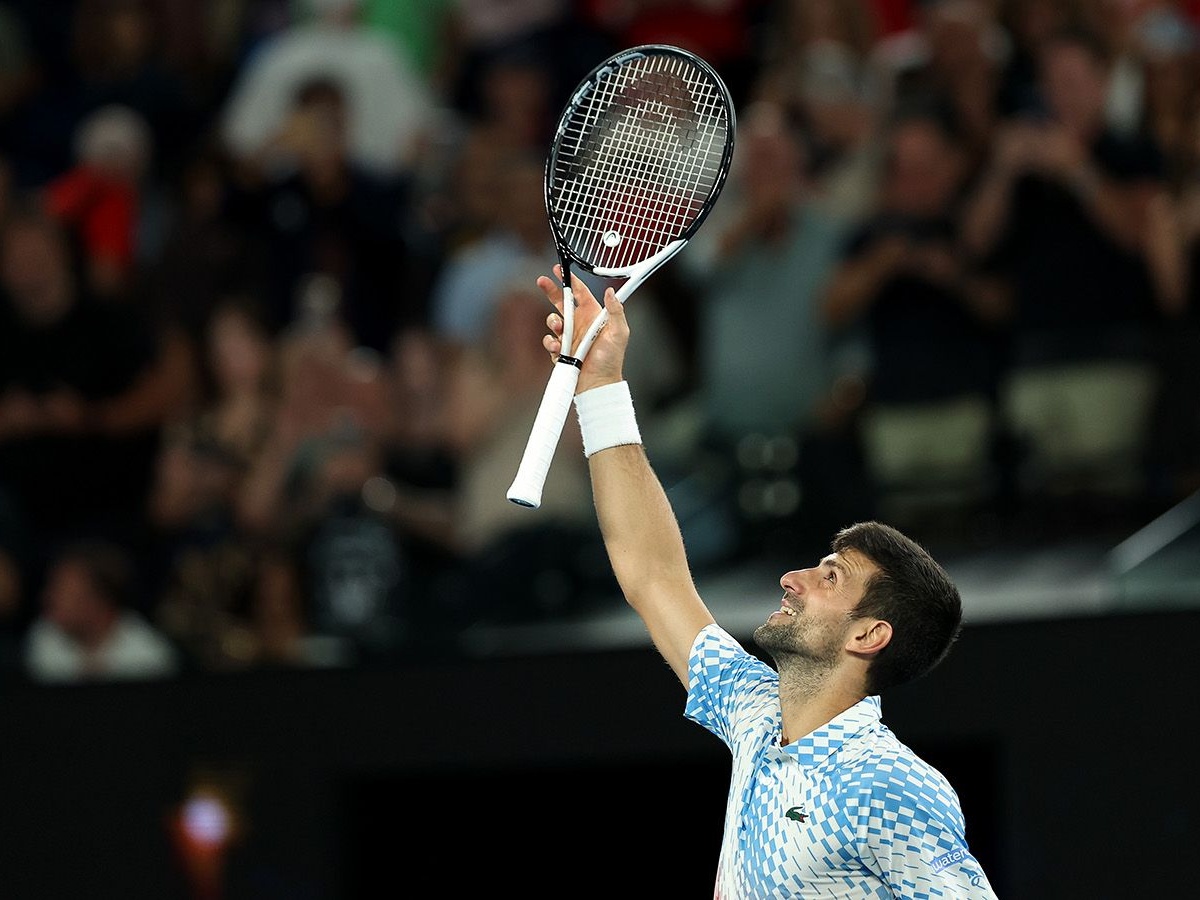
429, 231, 608, 348
694, 205, 850, 442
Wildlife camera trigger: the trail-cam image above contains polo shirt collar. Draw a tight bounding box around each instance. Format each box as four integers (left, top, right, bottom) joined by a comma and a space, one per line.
789, 695, 882, 767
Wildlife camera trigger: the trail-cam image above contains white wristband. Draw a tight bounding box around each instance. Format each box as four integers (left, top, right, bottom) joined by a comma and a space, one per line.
574, 381, 642, 458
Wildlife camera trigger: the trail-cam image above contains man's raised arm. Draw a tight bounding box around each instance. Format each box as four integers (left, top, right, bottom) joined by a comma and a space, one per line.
539, 272, 715, 686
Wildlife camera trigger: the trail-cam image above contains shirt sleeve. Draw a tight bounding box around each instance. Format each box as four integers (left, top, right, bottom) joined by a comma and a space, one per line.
853, 756, 999, 899
683, 624, 778, 750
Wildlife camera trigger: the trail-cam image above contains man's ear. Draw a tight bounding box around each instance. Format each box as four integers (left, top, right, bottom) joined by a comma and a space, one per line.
847, 619, 892, 657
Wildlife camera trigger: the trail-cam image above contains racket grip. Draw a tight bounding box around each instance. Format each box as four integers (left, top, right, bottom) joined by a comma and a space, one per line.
507, 360, 582, 508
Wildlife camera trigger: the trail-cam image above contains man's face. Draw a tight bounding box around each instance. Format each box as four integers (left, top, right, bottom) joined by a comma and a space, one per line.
753, 549, 879, 665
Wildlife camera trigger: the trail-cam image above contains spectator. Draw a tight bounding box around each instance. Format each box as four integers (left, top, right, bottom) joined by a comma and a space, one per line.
961, 26, 1179, 360
427, 149, 575, 351
24, 537, 179, 682
234, 275, 391, 531
354, 0, 456, 88
42, 103, 153, 300
144, 141, 267, 343
762, 0, 879, 67
225, 74, 413, 350
825, 103, 1010, 406
408, 47, 560, 272
995, 0, 1078, 119
219, 0, 436, 179
69, 0, 199, 178
955, 27, 1184, 512
1131, 5, 1200, 190
823, 102, 1012, 532
878, 0, 1009, 172
678, 98, 867, 556
682, 103, 856, 432
427, 147, 687, 428
579, 0, 765, 103
460, 44, 555, 157
144, 294, 322, 673
154, 537, 317, 672
0, 202, 187, 563
1076, 0, 1156, 139
382, 324, 456, 492
145, 294, 278, 594
754, 0, 888, 221
755, 35, 885, 225
389, 273, 609, 627
232, 275, 411, 662
190, 295, 280, 470
246, 544, 312, 667
295, 432, 412, 664
441, 0, 611, 123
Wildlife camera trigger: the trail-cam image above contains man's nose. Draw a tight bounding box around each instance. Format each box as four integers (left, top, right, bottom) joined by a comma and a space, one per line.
779, 569, 813, 593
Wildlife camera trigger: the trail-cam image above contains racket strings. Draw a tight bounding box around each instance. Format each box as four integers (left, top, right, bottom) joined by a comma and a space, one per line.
595, 90, 701, 259
602, 61, 727, 252
569, 62, 716, 264
552, 53, 730, 270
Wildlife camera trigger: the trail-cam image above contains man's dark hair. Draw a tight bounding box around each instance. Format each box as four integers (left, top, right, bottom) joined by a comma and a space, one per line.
833, 521, 962, 694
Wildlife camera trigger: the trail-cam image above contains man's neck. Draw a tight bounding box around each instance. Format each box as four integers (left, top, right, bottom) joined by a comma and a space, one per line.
775, 662, 866, 746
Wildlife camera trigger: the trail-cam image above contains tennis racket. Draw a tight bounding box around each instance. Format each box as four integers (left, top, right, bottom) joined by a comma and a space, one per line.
506, 44, 736, 509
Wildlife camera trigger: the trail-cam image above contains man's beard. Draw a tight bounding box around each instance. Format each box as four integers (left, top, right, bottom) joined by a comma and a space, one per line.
754, 612, 844, 672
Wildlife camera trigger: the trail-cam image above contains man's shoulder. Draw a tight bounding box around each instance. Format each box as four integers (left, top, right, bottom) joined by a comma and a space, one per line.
836, 727, 955, 797
688, 625, 778, 695
691, 624, 768, 670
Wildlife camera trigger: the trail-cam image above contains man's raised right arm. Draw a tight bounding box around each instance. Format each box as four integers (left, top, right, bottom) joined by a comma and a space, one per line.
539, 273, 715, 687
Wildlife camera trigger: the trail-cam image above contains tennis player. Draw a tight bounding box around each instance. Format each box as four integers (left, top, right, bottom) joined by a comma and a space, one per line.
538, 268, 998, 898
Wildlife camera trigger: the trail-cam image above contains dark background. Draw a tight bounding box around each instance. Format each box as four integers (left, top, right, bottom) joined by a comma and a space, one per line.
3, 608, 1195, 899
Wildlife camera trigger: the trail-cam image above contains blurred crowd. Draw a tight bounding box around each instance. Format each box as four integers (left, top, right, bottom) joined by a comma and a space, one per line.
1, 0, 1198, 680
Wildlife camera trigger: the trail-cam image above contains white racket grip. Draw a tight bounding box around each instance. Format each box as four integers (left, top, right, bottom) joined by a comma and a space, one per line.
506, 360, 582, 508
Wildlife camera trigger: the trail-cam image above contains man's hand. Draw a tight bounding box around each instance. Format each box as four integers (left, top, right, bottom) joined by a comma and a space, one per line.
538, 266, 630, 394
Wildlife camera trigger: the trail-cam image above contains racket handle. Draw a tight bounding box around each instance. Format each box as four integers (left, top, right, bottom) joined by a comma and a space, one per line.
507, 359, 582, 508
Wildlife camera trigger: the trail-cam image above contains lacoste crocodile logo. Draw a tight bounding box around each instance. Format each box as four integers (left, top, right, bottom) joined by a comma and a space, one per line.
785, 806, 808, 823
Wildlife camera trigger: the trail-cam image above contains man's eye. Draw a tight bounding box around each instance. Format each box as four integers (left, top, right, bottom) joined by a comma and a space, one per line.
823, 572, 836, 585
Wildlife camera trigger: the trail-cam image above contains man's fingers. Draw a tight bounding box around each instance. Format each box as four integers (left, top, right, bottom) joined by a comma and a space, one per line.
537, 274, 564, 312
603, 287, 623, 318
572, 273, 603, 309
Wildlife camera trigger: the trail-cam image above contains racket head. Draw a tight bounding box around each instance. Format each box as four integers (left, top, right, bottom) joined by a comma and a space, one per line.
544, 44, 736, 278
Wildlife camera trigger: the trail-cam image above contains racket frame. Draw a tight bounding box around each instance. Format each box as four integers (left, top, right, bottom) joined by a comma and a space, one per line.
507, 44, 735, 509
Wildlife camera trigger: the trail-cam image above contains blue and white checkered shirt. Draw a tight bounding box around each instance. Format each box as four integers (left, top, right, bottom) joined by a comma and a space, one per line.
685, 624, 997, 899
